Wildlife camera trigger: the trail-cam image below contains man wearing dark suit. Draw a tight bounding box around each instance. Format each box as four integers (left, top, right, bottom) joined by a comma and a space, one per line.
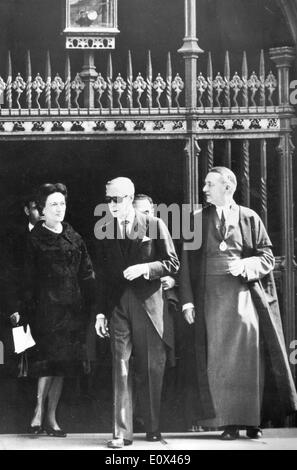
0, 195, 40, 378
9, 194, 41, 328
0, 240, 20, 378
94, 177, 179, 448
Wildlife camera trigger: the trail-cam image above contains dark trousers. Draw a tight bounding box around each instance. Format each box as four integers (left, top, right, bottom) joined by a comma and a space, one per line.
110, 288, 167, 441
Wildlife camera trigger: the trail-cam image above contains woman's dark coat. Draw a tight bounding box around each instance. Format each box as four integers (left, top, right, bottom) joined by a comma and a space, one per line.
22, 221, 96, 371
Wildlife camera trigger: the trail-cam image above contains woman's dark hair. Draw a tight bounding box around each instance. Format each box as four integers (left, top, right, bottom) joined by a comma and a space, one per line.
36, 183, 68, 215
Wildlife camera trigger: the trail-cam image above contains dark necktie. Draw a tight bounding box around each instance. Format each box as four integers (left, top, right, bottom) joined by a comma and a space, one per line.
119, 220, 130, 256
121, 220, 129, 238
220, 210, 227, 238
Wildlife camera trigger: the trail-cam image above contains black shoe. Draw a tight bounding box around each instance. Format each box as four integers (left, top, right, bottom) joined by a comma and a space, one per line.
220, 427, 240, 440
246, 427, 262, 439
45, 426, 67, 438
27, 425, 44, 435
146, 431, 162, 442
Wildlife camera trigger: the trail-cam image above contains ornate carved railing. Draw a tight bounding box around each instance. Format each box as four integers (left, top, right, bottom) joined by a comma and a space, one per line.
0, 48, 278, 117
0, 47, 285, 143
0, 50, 185, 114
197, 50, 278, 110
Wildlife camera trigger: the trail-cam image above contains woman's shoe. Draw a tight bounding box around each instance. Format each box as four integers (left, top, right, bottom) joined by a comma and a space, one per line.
27, 425, 44, 435
45, 426, 67, 438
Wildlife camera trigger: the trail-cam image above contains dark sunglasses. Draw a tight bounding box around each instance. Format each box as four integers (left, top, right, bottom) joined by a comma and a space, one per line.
105, 195, 128, 204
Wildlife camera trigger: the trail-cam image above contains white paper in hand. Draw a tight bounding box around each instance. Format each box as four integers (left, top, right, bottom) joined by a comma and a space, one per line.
12, 325, 36, 354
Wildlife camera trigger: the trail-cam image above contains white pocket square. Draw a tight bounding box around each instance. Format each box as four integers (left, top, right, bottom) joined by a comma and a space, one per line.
142, 236, 151, 242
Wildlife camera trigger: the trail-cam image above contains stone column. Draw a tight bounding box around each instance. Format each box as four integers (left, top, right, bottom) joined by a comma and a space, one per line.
183, 137, 200, 208
277, 133, 296, 378
269, 46, 295, 106
270, 46, 296, 383
80, 51, 98, 108
178, 0, 203, 111
179, 1, 203, 209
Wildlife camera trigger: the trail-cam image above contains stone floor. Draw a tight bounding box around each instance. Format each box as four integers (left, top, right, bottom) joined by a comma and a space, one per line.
0, 429, 297, 450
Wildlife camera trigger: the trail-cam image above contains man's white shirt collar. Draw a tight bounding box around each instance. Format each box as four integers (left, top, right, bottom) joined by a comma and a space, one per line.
215, 201, 234, 220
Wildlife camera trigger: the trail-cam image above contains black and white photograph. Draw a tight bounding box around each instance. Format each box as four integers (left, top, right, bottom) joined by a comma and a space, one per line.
0, 0, 297, 453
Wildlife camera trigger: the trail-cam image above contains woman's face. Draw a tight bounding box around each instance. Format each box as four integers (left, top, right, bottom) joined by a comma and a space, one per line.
43, 192, 66, 225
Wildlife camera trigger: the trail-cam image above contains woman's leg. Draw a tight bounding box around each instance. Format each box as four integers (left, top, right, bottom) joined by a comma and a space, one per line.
46, 376, 64, 429
31, 376, 53, 426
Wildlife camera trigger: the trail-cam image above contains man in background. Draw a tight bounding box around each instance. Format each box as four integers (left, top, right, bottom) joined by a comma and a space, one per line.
10, 193, 41, 328
133, 193, 201, 432
0, 192, 40, 405
133, 194, 177, 296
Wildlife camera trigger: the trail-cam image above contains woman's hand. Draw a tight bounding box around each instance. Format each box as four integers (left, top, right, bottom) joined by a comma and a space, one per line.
10, 312, 20, 326
95, 314, 109, 338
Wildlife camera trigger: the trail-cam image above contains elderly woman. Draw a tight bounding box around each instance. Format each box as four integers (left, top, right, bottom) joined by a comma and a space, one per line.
23, 183, 97, 437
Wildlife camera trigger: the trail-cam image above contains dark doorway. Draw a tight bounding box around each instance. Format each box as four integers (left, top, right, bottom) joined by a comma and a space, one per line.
0, 138, 185, 433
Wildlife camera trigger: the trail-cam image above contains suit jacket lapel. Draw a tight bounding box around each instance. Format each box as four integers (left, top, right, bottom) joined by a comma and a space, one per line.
104, 218, 126, 269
